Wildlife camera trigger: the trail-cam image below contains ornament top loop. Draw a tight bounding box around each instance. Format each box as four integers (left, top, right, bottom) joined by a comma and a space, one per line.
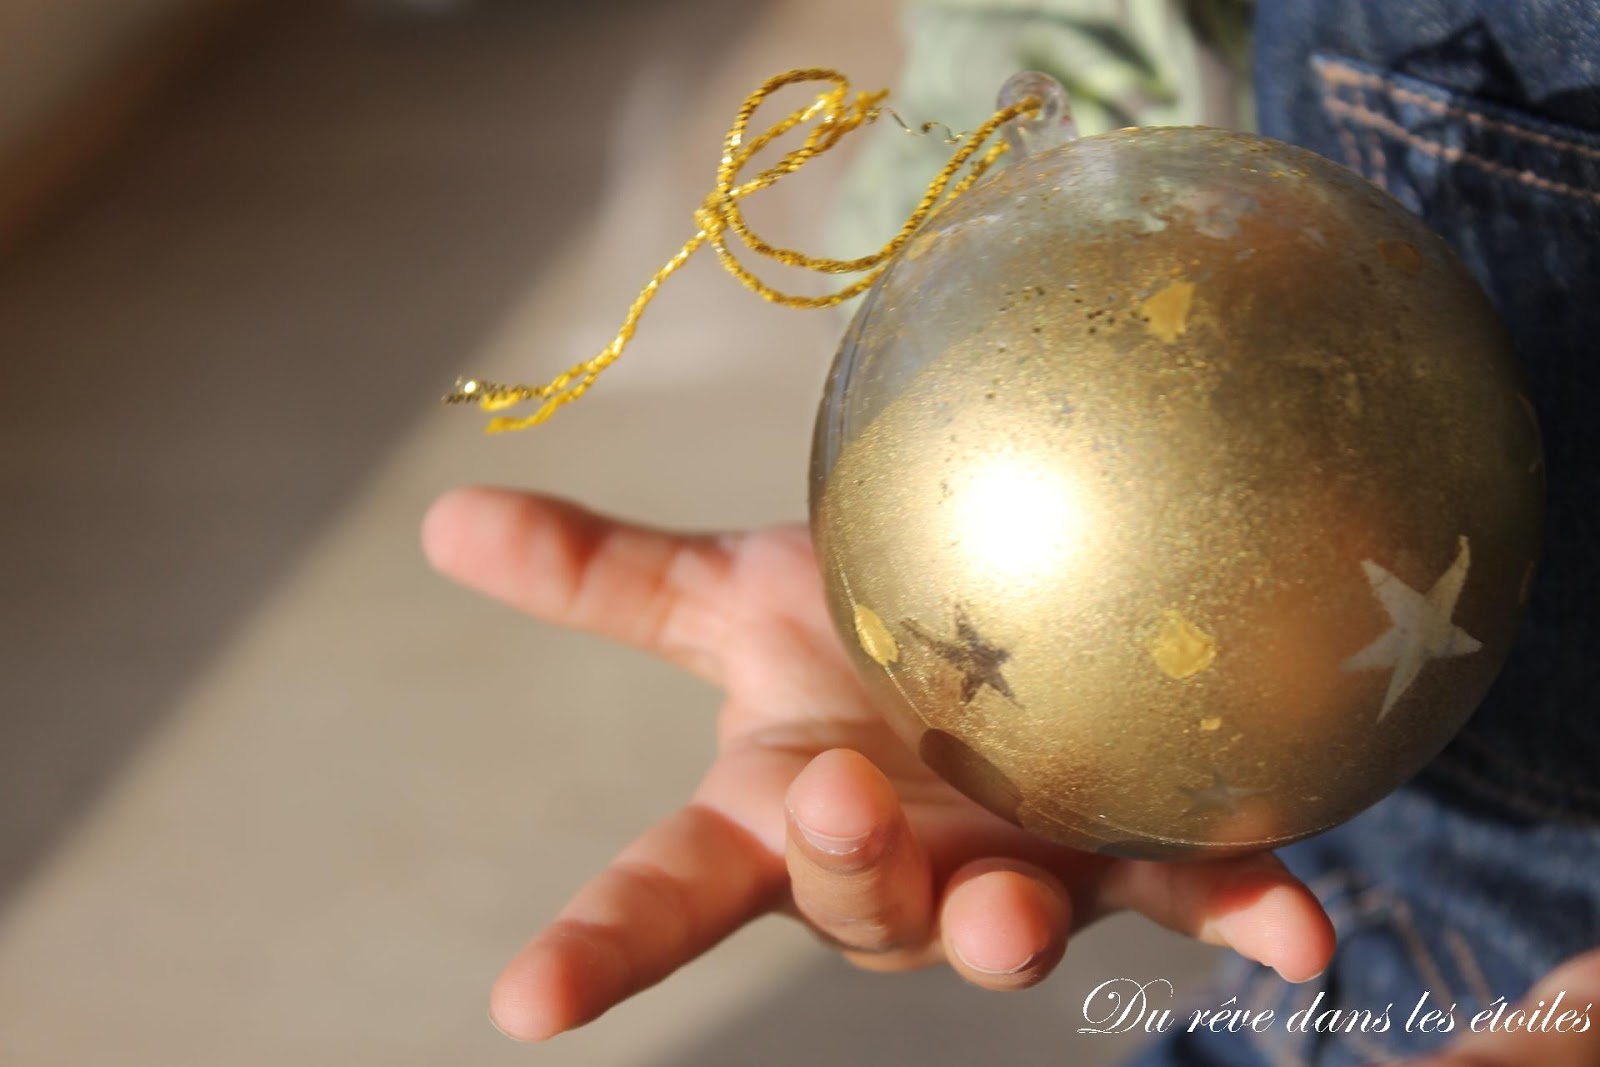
997, 71, 1076, 159
447, 68, 1039, 434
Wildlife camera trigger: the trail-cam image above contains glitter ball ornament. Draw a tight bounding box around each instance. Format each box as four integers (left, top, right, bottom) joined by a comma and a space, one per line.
808, 75, 1543, 860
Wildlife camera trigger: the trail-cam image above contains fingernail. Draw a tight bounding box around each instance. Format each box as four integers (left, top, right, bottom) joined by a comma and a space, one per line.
787, 805, 870, 856
953, 942, 1041, 976
1285, 965, 1326, 985
794, 819, 870, 856
487, 1008, 529, 1043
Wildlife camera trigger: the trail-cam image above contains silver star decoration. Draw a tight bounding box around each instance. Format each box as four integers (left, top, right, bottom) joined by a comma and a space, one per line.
1179, 771, 1263, 817
1342, 535, 1483, 721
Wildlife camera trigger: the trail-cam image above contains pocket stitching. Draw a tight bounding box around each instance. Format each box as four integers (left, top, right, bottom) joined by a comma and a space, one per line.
1316, 63, 1369, 177
1442, 927, 1495, 1010
1313, 56, 1600, 206
1324, 95, 1600, 205
1364, 126, 1391, 192
1380, 895, 1457, 1007
1316, 58, 1600, 164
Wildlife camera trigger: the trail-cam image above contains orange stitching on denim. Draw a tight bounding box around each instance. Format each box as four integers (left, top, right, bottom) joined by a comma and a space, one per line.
1354, 884, 1394, 912
1366, 126, 1391, 191
1345, 889, 1456, 1006
1338, 120, 1365, 175
1316, 58, 1600, 164
1315, 62, 1368, 176
1395, 895, 1459, 1004
1443, 927, 1495, 1009
1329, 103, 1366, 175
1454, 731, 1600, 804
1325, 97, 1600, 205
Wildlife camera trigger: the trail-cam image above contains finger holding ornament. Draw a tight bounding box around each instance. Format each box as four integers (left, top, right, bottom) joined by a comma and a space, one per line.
921, 823, 1335, 985
939, 858, 1073, 991
784, 748, 938, 966
1096, 853, 1335, 985
780, 747, 1332, 988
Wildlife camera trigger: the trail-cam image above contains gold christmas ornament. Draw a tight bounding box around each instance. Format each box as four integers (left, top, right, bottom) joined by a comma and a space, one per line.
810, 75, 1543, 859
453, 69, 1543, 861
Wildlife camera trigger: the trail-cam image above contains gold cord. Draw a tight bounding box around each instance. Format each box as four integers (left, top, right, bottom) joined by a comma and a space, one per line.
447, 68, 1039, 433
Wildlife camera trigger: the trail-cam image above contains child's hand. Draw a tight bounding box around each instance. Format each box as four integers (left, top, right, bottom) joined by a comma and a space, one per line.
423, 486, 1337, 1042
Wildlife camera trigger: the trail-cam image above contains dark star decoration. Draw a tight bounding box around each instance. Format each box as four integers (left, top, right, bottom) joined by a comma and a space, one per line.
902, 605, 1017, 706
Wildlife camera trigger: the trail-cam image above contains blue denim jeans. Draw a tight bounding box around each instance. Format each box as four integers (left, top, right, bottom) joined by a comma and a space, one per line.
1132, 2, 1600, 1064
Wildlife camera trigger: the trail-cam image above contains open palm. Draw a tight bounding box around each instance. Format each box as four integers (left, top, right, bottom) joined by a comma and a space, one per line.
423, 486, 1336, 1042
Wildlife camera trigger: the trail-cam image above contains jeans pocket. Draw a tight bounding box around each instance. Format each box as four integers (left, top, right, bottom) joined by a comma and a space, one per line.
1310, 51, 1600, 827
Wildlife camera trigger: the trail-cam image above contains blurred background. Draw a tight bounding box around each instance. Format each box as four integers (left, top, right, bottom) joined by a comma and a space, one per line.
0, 1, 1220, 1063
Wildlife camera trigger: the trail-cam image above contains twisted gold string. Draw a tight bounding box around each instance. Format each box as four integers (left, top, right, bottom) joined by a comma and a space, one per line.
447, 67, 1038, 433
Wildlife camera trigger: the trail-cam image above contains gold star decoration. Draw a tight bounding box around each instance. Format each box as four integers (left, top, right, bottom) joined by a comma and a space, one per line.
902, 606, 1017, 706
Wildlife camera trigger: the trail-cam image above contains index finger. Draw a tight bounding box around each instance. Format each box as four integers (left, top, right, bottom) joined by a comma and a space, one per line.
422, 486, 736, 682
489, 803, 784, 1041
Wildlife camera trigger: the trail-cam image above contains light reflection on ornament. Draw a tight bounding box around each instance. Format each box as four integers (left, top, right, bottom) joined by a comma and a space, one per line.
954, 457, 1090, 584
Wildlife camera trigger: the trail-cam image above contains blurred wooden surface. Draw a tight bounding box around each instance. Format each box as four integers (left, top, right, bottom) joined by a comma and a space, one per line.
0, 0, 276, 254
